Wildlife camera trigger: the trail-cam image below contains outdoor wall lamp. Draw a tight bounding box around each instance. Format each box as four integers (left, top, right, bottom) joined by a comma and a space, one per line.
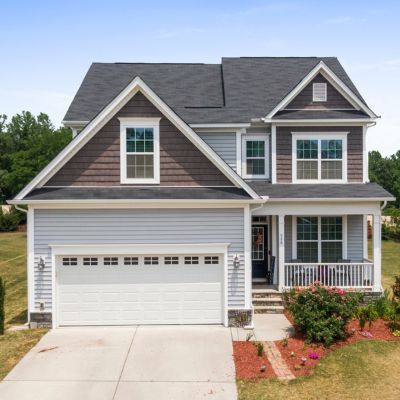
233, 255, 240, 268
38, 257, 45, 270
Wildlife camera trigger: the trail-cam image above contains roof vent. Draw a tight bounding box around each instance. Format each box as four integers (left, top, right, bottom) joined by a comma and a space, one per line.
313, 82, 327, 102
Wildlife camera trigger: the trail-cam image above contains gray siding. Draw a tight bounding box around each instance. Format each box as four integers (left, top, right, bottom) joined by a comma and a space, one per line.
347, 215, 364, 261
198, 132, 237, 171
33, 208, 245, 311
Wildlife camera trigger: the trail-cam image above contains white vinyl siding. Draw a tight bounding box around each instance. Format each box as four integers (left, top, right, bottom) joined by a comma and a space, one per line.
33, 208, 245, 312
198, 132, 237, 171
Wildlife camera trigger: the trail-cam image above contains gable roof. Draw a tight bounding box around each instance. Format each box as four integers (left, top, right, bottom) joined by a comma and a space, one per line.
264, 61, 376, 119
15, 76, 259, 200
63, 57, 374, 125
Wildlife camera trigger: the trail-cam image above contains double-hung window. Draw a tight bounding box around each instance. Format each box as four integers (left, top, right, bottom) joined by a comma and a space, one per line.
241, 136, 269, 179
293, 133, 347, 182
295, 216, 344, 263
119, 118, 160, 184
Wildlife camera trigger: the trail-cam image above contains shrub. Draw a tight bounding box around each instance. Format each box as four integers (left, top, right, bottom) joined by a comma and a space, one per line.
393, 276, 400, 302
373, 290, 393, 318
256, 342, 264, 357
286, 283, 362, 345
357, 303, 378, 330
0, 206, 25, 232
0, 277, 5, 335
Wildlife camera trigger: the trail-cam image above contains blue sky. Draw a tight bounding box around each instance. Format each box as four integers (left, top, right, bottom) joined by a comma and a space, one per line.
1, 0, 399, 155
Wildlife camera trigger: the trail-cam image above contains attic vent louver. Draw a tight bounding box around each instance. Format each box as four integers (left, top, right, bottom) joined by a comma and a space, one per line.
313, 82, 327, 102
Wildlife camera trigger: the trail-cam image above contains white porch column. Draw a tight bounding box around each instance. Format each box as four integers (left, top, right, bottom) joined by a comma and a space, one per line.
278, 214, 285, 292
373, 213, 382, 291
244, 205, 252, 309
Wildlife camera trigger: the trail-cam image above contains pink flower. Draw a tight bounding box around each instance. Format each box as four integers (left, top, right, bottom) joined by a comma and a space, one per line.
308, 352, 320, 360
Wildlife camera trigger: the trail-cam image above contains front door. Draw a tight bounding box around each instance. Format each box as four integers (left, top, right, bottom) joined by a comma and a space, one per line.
251, 225, 269, 279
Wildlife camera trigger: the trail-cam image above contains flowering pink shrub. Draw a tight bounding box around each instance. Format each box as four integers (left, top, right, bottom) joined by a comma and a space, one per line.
286, 283, 362, 345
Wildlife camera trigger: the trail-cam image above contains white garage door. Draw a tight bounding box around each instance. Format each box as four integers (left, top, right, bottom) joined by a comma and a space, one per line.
56, 254, 224, 326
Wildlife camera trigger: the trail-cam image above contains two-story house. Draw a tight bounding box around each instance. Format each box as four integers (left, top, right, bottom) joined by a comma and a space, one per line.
10, 57, 394, 328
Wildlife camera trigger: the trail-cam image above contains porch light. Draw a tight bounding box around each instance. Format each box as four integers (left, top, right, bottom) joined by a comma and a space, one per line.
38, 257, 45, 270
233, 255, 240, 268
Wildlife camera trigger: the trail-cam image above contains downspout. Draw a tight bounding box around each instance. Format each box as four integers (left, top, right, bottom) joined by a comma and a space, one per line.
380, 200, 387, 211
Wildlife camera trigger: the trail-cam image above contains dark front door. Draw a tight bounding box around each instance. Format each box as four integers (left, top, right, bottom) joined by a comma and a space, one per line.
252, 225, 269, 279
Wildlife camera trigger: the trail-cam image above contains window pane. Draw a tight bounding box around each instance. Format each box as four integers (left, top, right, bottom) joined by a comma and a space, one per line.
297, 140, 318, 159
246, 159, 265, 175
321, 161, 342, 179
321, 242, 342, 262
126, 155, 154, 178
126, 127, 154, 153
297, 217, 318, 240
297, 160, 318, 180
321, 217, 342, 240
297, 242, 318, 263
321, 140, 342, 159
246, 141, 265, 157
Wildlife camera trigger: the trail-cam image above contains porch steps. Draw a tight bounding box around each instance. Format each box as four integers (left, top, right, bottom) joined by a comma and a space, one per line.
252, 286, 285, 314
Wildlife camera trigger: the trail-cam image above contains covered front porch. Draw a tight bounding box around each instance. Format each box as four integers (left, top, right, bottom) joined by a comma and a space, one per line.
250, 200, 383, 293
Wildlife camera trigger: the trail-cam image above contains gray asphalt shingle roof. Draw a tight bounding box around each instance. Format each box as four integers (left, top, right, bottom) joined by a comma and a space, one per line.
23, 187, 252, 201
63, 57, 369, 124
273, 110, 369, 120
22, 183, 393, 201
247, 182, 394, 200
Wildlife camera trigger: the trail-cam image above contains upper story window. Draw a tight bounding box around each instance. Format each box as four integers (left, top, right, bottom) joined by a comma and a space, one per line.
241, 136, 269, 179
119, 118, 161, 184
313, 82, 327, 102
292, 133, 347, 183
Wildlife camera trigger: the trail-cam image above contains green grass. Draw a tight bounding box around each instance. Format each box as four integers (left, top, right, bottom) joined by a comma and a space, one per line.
238, 340, 400, 400
0, 232, 47, 380
380, 240, 400, 291
0, 232, 28, 326
0, 329, 47, 380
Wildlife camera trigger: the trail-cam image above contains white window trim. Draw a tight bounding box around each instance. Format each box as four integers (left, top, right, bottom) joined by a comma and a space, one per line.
291, 132, 348, 183
313, 82, 327, 102
119, 117, 161, 184
292, 215, 347, 262
241, 135, 270, 179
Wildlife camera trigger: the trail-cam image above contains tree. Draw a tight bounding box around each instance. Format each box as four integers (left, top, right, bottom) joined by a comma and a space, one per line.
369, 150, 400, 209
0, 112, 72, 202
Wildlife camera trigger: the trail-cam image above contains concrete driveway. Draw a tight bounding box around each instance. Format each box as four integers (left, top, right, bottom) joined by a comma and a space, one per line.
0, 326, 237, 400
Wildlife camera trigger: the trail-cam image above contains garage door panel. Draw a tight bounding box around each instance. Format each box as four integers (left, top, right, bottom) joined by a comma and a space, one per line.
57, 254, 223, 326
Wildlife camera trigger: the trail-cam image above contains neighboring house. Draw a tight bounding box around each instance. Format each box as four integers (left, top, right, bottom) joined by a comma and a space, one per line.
9, 57, 394, 328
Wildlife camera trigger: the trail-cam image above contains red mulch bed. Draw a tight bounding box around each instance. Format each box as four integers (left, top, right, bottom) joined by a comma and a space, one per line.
233, 318, 400, 380
233, 341, 276, 380
276, 318, 400, 377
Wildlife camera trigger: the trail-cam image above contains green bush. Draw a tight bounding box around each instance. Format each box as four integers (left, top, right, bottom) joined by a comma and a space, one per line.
357, 303, 378, 330
393, 276, 400, 302
0, 206, 25, 232
0, 277, 5, 335
286, 284, 362, 345
373, 290, 393, 318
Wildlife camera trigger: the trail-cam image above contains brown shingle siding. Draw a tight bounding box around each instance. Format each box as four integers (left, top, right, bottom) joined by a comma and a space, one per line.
286, 74, 354, 110
276, 126, 364, 183
47, 92, 232, 187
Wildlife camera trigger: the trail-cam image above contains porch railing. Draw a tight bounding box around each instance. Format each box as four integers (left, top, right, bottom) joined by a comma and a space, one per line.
284, 261, 374, 289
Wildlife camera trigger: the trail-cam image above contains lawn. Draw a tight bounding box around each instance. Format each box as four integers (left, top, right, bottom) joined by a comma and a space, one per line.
238, 340, 400, 400
0, 231, 47, 381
